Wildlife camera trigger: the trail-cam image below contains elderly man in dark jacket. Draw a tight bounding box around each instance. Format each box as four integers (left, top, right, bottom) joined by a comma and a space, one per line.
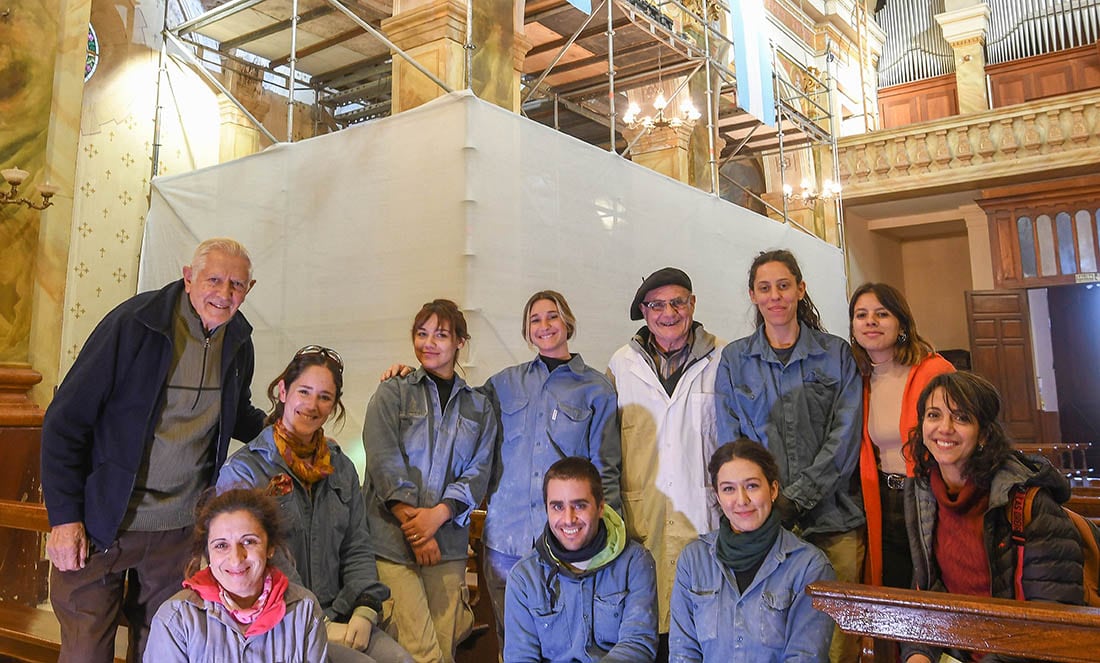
41, 237, 266, 663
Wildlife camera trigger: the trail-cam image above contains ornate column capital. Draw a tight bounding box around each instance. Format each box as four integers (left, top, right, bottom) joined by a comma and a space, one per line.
934, 3, 991, 47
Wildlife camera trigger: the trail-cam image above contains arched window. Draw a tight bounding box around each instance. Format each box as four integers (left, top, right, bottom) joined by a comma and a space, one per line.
1076, 209, 1096, 273
1017, 216, 1037, 279
85, 24, 100, 82
1055, 211, 1076, 274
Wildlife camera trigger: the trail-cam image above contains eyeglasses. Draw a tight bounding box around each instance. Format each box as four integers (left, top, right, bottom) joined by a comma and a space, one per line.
641, 297, 691, 312
294, 345, 344, 371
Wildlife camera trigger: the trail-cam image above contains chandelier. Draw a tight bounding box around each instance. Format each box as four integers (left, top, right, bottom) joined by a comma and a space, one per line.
2, 167, 59, 211
623, 91, 701, 130
782, 178, 842, 204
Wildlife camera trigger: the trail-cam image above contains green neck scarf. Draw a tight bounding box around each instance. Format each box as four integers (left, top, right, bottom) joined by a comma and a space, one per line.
715, 509, 781, 572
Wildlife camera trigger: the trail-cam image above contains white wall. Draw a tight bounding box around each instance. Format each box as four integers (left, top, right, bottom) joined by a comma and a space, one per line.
141, 91, 849, 472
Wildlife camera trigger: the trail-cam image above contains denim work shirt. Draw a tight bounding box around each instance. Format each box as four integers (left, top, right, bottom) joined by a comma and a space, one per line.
362, 368, 496, 564
216, 426, 390, 621
505, 539, 658, 663
669, 529, 835, 663
715, 323, 864, 536
482, 354, 622, 557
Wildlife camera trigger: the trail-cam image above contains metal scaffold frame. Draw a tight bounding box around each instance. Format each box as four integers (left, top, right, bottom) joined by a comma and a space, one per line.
518, 0, 843, 246
154, 0, 842, 247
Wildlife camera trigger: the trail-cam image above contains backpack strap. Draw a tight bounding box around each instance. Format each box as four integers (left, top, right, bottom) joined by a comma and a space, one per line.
1010, 486, 1040, 601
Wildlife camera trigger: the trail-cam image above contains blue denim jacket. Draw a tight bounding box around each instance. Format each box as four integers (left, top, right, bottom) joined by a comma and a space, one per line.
216, 426, 390, 621
715, 323, 864, 536
362, 368, 496, 564
505, 534, 657, 662
482, 354, 622, 557
669, 529, 835, 663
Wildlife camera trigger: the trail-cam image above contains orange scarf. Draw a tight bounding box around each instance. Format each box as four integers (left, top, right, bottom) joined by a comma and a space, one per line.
272, 420, 334, 486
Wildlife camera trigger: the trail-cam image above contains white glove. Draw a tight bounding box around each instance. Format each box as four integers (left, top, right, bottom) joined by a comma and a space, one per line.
345, 606, 376, 651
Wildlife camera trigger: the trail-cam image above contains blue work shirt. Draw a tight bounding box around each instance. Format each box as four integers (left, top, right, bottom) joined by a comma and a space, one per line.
715, 323, 864, 536
362, 368, 496, 564
669, 529, 835, 663
505, 529, 657, 662
482, 354, 622, 557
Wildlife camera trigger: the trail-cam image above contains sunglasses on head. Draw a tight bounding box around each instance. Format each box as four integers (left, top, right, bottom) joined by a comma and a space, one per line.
294, 345, 344, 371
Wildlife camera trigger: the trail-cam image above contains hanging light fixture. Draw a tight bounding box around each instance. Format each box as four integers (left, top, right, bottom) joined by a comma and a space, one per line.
782, 178, 842, 204
623, 48, 701, 131
623, 93, 701, 130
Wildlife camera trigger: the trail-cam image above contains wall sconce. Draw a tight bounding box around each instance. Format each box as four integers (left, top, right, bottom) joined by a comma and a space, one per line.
782, 178, 842, 205
2, 167, 59, 211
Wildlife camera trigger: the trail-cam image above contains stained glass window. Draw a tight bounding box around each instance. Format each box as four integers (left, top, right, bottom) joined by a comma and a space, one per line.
85, 24, 99, 82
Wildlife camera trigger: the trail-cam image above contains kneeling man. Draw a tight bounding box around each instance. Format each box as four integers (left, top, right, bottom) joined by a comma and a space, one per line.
505, 457, 657, 662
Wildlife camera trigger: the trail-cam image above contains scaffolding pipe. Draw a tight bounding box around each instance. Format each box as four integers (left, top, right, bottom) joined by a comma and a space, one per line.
172, 0, 267, 35
773, 42, 788, 225
324, 0, 454, 96
720, 170, 784, 219
522, 0, 608, 105
703, 0, 718, 195
288, 0, 299, 141
151, 1, 170, 186
465, 0, 473, 89
164, 31, 280, 144
828, 52, 846, 256
607, 0, 616, 152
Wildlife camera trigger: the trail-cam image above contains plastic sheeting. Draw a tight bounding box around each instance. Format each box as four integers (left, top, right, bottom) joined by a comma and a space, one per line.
140, 90, 848, 472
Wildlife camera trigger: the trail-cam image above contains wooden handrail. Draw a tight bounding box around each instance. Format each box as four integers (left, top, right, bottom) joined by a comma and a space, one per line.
806, 581, 1100, 663
0, 499, 49, 533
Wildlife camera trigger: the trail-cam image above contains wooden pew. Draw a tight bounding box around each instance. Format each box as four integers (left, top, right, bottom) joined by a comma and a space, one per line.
0, 499, 126, 663
1067, 492, 1100, 521
806, 581, 1100, 663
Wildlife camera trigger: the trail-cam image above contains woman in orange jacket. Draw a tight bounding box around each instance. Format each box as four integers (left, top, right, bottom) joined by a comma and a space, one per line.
849, 283, 954, 589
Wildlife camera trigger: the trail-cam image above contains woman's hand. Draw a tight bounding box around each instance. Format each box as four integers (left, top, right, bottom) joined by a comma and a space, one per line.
390, 502, 417, 524
379, 364, 414, 381
401, 504, 451, 544
412, 537, 442, 566
344, 607, 375, 651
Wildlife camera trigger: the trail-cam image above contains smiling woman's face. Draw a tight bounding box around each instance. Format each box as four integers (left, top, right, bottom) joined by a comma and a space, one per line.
207, 509, 273, 608
716, 458, 779, 533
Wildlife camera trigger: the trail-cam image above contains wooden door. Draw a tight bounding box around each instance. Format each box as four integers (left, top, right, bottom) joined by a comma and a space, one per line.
966, 290, 1042, 444
1048, 285, 1100, 444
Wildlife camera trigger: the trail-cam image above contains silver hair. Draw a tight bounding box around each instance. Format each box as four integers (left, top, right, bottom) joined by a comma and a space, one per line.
190, 238, 253, 280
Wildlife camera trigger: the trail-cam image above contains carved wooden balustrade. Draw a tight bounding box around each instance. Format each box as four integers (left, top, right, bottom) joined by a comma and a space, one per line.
836, 88, 1100, 203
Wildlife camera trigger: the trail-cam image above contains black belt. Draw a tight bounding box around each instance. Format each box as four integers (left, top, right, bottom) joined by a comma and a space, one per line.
880, 472, 906, 491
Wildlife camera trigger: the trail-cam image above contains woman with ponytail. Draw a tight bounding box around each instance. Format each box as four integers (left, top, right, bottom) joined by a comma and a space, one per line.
715, 249, 863, 663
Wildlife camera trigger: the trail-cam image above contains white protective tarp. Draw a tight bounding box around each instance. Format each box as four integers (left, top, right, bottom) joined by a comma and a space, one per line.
140, 90, 848, 472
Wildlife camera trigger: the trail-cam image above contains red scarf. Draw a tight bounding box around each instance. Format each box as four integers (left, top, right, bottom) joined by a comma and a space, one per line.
930, 468, 992, 598
184, 566, 290, 637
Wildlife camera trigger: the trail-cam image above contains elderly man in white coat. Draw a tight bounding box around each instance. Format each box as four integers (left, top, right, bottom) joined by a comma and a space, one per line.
606, 267, 725, 662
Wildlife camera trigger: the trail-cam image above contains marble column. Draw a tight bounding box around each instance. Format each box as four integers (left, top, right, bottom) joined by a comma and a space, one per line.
934, 2, 991, 114
20, 0, 93, 407
962, 202, 995, 290
383, 0, 531, 113
623, 123, 697, 185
